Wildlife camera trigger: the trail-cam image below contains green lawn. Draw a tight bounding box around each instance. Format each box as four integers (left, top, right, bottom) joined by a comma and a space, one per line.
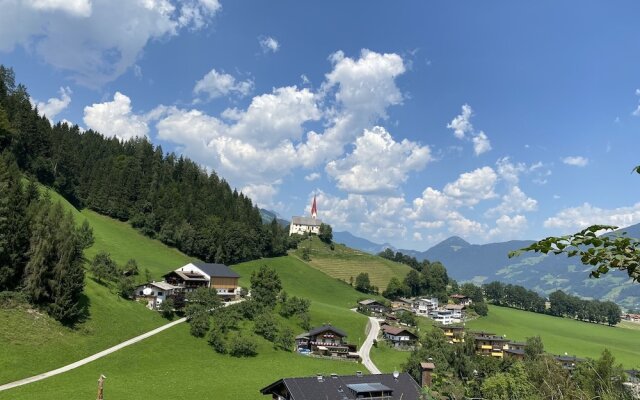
466, 305, 640, 368
370, 344, 412, 374
234, 256, 369, 345
0, 323, 365, 400
0, 187, 191, 384
292, 236, 412, 292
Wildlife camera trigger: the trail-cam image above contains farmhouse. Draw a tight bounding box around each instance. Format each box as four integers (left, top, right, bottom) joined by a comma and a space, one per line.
289, 196, 322, 236
450, 294, 473, 307
163, 262, 241, 300
504, 341, 526, 360
133, 281, 179, 309
554, 354, 585, 371
295, 324, 357, 358
381, 325, 419, 348
358, 299, 387, 314
430, 309, 455, 325
260, 372, 422, 400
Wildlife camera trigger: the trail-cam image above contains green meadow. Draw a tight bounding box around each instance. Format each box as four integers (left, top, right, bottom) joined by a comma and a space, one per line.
466, 305, 640, 368
293, 236, 411, 291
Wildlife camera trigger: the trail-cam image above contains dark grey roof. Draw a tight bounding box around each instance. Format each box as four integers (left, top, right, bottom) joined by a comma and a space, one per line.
191, 262, 240, 278
260, 372, 421, 400
291, 216, 322, 226
504, 348, 525, 355
163, 270, 208, 281
307, 324, 348, 338
554, 355, 585, 362
358, 299, 384, 306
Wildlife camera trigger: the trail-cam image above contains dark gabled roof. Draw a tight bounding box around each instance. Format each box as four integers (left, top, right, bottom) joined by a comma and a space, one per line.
554, 355, 585, 362
307, 324, 348, 338
191, 262, 240, 278
504, 348, 525, 355
260, 372, 421, 400
474, 335, 509, 342
382, 326, 418, 338
359, 299, 385, 306
163, 270, 208, 281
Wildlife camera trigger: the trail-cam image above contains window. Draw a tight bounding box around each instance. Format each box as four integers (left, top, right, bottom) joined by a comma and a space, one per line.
139, 291, 143, 295
158, 291, 163, 296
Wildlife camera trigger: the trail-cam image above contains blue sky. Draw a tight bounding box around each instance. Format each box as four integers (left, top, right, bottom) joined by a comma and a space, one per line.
3, 0, 640, 250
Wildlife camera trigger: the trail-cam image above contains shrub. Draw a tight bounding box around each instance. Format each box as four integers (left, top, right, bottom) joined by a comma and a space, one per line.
188, 310, 210, 337
230, 335, 258, 357
159, 298, 175, 320
208, 327, 227, 354
254, 313, 278, 342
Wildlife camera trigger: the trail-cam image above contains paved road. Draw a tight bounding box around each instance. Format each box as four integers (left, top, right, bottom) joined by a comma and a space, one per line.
358, 316, 382, 375
0, 299, 244, 392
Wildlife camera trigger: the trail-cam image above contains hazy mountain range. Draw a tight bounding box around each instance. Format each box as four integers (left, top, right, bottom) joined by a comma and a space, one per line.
265, 210, 639, 310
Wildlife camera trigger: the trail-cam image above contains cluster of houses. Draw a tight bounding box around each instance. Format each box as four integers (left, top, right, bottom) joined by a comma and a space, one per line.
358, 293, 472, 326
623, 313, 640, 323
133, 262, 241, 309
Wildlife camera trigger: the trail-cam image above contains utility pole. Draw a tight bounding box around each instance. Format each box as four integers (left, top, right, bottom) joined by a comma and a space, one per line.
97, 375, 106, 400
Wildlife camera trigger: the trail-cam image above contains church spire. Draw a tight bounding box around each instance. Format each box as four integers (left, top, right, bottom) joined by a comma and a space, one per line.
311, 195, 317, 219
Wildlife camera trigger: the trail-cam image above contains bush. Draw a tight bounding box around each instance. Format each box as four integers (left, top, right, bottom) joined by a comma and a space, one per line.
230, 335, 258, 357
188, 310, 210, 337
116, 276, 135, 299
275, 326, 295, 351
159, 298, 175, 320
302, 247, 311, 261
0, 291, 29, 308
208, 326, 227, 354
254, 313, 278, 342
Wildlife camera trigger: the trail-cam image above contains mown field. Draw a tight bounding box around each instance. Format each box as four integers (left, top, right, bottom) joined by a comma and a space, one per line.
1, 188, 191, 384
0, 255, 373, 400
466, 305, 640, 368
292, 236, 411, 291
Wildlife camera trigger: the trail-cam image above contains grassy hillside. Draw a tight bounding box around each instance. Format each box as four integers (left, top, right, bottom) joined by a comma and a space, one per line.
1, 256, 374, 400
0, 187, 192, 384
466, 305, 640, 368
292, 236, 412, 291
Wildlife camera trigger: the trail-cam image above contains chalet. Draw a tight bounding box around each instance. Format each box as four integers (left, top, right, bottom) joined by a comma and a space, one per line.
381, 326, 419, 348
413, 297, 438, 316
504, 341, 526, 360
450, 294, 473, 307
133, 281, 179, 309
439, 325, 465, 343
295, 325, 357, 358
358, 299, 387, 314
430, 309, 454, 325
444, 304, 464, 320
163, 262, 240, 300
289, 196, 322, 236
260, 372, 422, 400
554, 354, 585, 371
473, 333, 510, 358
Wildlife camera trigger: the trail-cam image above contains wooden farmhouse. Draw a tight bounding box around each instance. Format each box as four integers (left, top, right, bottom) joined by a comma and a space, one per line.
133, 281, 179, 309
358, 299, 387, 314
163, 262, 241, 300
381, 326, 419, 348
295, 324, 358, 359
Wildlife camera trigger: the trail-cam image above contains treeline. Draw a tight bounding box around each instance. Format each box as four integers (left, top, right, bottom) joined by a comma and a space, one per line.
484, 281, 621, 326
382, 262, 449, 302
0, 156, 90, 324
404, 327, 631, 399
378, 248, 425, 270
0, 65, 296, 266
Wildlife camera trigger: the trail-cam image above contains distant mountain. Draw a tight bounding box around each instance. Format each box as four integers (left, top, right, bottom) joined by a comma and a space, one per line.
259, 209, 289, 228
333, 231, 395, 254
410, 224, 640, 310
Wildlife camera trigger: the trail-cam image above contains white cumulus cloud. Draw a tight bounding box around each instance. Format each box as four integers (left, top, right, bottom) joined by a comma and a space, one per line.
83, 92, 149, 140
259, 36, 280, 53
443, 166, 498, 206
325, 126, 431, 194
447, 104, 473, 139
544, 202, 640, 232
193, 68, 253, 100
472, 131, 491, 155
304, 172, 321, 181
33, 86, 72, 120
0, 0, 221, 86
562, 156, 589, 167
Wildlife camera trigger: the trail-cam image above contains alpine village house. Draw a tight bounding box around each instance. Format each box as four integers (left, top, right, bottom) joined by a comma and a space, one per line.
134, 262, 241, 309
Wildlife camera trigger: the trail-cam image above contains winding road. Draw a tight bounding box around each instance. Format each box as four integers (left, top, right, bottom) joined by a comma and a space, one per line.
357, 314, 382, 374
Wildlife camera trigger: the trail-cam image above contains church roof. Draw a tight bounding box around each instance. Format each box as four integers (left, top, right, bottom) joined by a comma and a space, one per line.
291, 216, 322, 226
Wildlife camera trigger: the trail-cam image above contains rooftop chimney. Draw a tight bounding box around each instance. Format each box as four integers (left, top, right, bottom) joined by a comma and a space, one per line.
420, 362, 436, 388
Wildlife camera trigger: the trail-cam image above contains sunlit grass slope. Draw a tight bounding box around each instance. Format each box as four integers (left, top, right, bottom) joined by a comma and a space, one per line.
466, 305, 640, 368
293, 236, 412, 291
1, 188, 191, 384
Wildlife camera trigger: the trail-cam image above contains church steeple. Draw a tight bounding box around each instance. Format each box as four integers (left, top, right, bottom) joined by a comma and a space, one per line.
311, 195, 317, 219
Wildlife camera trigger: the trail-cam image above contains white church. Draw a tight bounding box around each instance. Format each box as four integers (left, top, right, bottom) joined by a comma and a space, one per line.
289, 196, 323, 236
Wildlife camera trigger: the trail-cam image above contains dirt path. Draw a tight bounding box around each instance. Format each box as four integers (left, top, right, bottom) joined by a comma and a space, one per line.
352, 310, 382, 375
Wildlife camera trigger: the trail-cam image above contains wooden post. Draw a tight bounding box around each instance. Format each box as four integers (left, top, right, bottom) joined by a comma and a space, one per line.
97, 375, 106, 400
